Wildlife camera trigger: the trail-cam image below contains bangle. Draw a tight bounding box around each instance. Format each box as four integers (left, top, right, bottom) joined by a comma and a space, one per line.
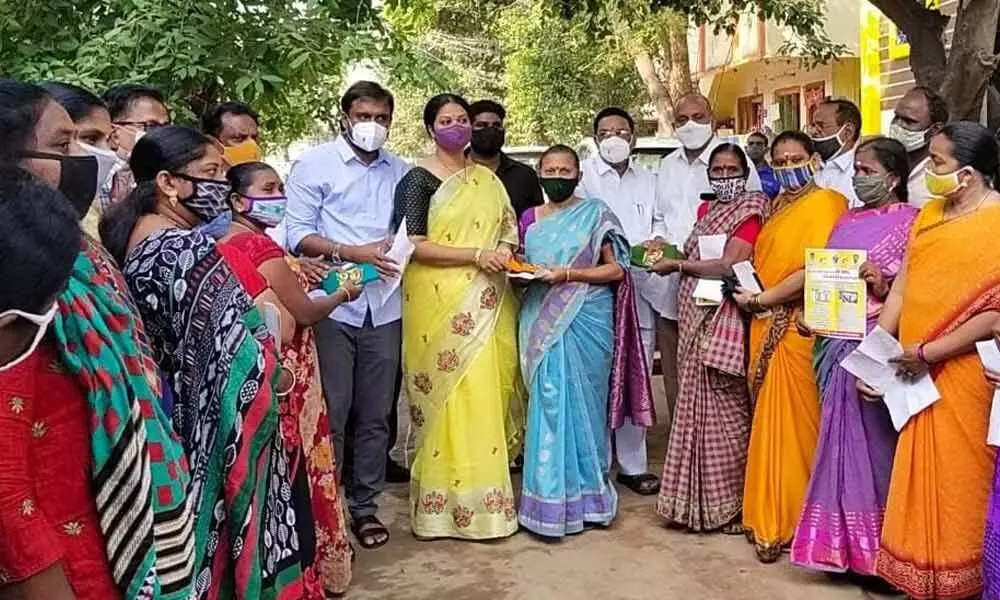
917, 343, 928, 363
750, 293, 763, 312
330, 243, 342, 262
678, 261, 684, 275
474, 248, 483, 266
565, 269, 572, 282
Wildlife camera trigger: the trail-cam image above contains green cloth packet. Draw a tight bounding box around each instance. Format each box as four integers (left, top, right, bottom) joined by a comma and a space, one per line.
320, 263, 379, 294
630, 244, 683, 267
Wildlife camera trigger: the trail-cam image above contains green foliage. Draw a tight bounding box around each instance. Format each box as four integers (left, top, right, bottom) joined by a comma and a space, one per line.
382, 0, 645, 155
647, 0, 844, 64
497, 1, 646, 144
0, 0, 386, 147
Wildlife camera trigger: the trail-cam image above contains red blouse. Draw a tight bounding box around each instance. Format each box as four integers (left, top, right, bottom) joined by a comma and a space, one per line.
697, 201, 763, 245
226, 232, 287, 268
217, 243, 269, 299
0, 342, 120, 599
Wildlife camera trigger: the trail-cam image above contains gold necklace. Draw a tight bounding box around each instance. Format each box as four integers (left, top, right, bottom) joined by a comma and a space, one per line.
943, 190, 991, 222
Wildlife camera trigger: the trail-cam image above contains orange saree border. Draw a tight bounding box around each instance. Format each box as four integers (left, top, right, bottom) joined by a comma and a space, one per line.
877, 551, 981, 599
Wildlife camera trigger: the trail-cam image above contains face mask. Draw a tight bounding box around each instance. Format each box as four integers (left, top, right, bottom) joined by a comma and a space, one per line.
348, 120, 388, 153
925, 166, 970, 198
676, 120, 714, 150
853, 174, 894, 206
79, 142, 118, 193
470, 127, 506, 157
0, 305, 57, 373
888, 122, 930, 153
223, 139, 262, 166
22, 151, 99, 219
709, 175, 747, 203
598, 136, 631, 165
434, 124, 472, 153
812, 125, 846, 161
745, 145, 767, 163
172, 173, 232, 221
539, 177, 578, 203
774, 160, 818, 193
241, 194, 287, 228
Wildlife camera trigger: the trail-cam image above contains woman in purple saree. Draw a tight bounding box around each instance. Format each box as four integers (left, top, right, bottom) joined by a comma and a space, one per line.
790, 137, 918, 576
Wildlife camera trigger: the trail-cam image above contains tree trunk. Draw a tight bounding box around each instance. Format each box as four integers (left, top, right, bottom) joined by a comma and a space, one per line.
664, 12, 694, 100
868, 0, 948, 88
941, 0, 1000, 120
869, 0, 1000, 121
633, 49, 675, 135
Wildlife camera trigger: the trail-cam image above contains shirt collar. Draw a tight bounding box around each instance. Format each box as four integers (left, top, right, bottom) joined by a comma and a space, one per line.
595, 155, 636, 176
828, 146, 856, 172
334, 134, 390, 167
910, 156, 930, 181
665, 136, 719, 167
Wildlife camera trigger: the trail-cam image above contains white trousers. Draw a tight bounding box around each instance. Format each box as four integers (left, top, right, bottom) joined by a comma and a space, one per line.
614, 325, 656, 475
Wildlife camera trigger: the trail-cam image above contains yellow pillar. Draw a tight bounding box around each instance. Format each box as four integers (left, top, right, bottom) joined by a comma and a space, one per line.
859, 1, 883, 136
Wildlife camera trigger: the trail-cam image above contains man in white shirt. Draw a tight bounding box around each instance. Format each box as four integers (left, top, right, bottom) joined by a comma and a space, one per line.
810, 98, 862, 207
577, 106, 662, 495
652, 93, 762, 448
284, 81, 410, 547
888, 86, 950, 208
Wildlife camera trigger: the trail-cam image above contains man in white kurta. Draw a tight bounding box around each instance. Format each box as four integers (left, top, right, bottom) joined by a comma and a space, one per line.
577, 106, 663, 495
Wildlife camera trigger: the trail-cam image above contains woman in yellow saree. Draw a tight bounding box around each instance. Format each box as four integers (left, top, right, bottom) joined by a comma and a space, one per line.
877, 122, 1000, 599
394, 94, 524, 540
732, 131, 848, 562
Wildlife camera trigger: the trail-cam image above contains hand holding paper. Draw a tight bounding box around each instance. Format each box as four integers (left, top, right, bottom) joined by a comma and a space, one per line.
975, 340, 1000, 446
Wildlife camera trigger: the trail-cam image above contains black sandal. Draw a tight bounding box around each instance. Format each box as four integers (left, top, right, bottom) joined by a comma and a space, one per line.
351, 515, 390, 549
616, 473, 660, 496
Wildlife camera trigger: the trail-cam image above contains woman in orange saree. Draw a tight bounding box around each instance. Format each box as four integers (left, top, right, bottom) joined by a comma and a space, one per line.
732, 131, 848, 562
876, 122, 1000, 600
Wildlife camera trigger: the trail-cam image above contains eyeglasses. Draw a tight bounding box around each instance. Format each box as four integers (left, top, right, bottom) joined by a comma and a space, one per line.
113, 120, 170, 131
596, 129, 632, 140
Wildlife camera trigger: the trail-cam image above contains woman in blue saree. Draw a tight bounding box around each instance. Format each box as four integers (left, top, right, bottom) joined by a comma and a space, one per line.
517, 145, 654, 537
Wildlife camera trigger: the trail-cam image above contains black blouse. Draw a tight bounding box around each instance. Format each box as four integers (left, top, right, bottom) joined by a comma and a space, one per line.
392, 167, 442, 235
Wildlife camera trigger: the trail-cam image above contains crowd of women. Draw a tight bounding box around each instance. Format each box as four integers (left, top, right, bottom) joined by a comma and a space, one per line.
3, 72, 1000, 600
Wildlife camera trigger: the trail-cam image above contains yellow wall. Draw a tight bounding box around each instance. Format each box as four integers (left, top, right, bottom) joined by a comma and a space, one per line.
859, 2, 884, 135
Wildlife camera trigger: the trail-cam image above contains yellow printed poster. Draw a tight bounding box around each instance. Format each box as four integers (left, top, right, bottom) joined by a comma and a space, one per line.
804, 248, 868, 340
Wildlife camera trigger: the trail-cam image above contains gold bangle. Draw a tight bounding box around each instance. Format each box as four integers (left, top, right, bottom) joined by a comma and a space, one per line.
565, 269, 572, 282
474, 248, 483, 266
678, 261, 684, 275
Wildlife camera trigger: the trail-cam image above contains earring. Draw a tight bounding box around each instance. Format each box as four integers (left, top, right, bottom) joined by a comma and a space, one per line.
168, 192, 179, 208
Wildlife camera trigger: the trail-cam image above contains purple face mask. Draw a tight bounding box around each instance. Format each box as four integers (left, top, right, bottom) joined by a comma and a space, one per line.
434, 124, 472, 152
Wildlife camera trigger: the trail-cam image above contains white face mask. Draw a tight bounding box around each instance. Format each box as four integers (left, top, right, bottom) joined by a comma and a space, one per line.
888, 122, 930, 153
0, 304, 57, 373
78, 142, 119, 191
348, 120, 388, 153
598, 136, 631, 165
676, 120, 714, 150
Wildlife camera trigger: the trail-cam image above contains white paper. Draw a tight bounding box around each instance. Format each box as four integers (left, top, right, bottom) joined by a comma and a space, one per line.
839, 326, 940, 431
508, 271, 544, 281
692, 278, 724, 304
976, 340, 1000, 446
697, 234, 727, 260
732, 261, 763, 294
261, 302, 282, 351
367, 219, 415, 310
691, 234, 726, 304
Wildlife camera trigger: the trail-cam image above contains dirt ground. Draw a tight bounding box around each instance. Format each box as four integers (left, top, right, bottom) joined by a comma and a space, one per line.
347, 381, 892, 600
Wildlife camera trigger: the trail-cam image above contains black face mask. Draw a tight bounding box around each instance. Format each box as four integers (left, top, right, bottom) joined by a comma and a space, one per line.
470, 127, 506, 157
539, 177, 578, 203
22, 152, 99, 219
